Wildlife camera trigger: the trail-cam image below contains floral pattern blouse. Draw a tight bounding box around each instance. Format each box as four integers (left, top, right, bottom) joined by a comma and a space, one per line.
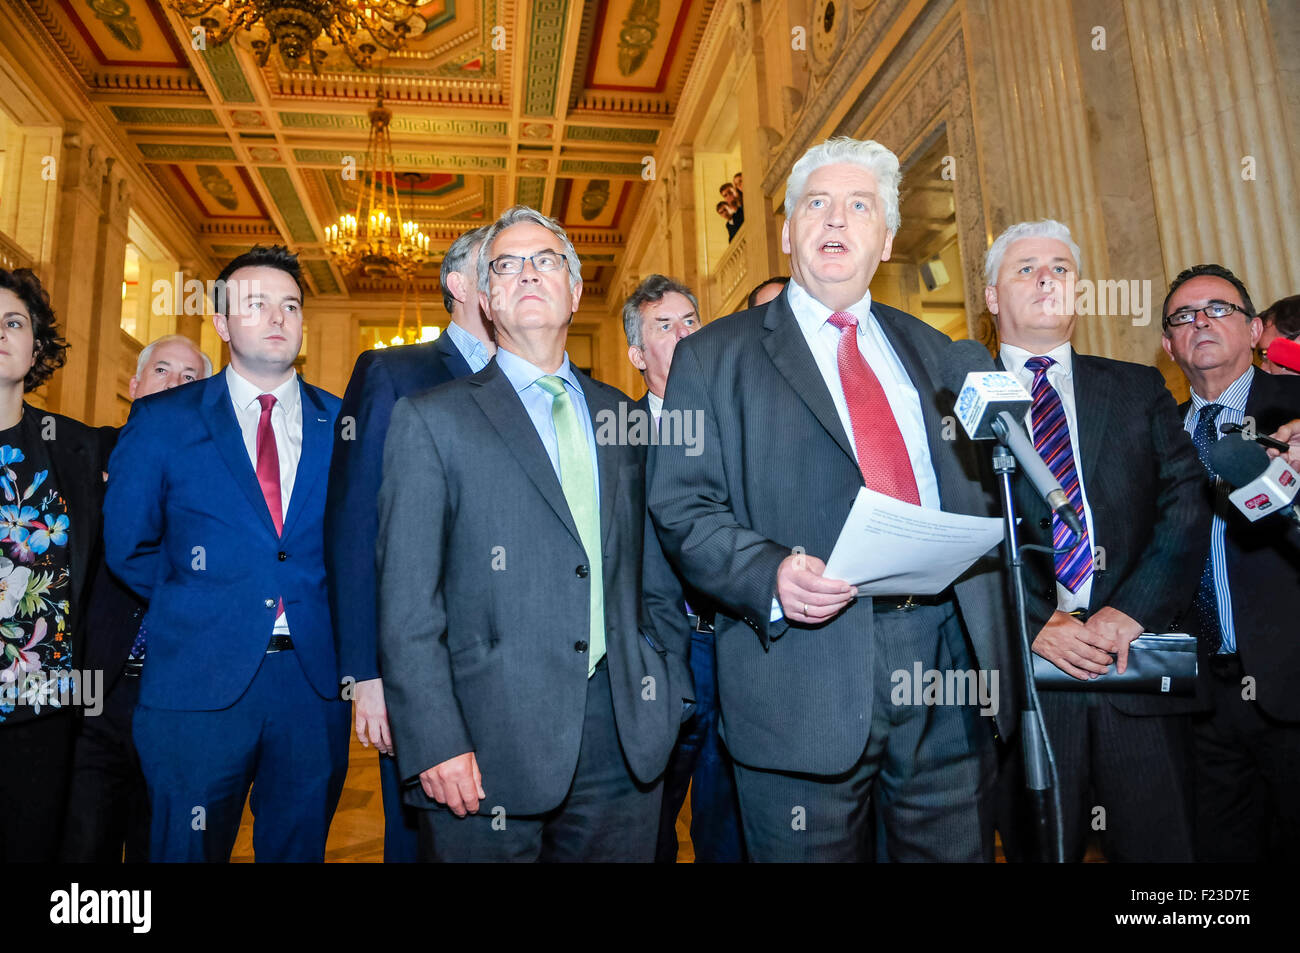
0, 435, 72, 724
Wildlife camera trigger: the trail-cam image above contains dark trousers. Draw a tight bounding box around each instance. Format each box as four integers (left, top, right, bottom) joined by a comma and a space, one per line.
417, 659, 662, 862
1007, 692, 1195, 862
656, 628, 747, 863
61, 673, 150, 862
378, 748, 421, 862
0, 710, 75, 862
133, 649, 350, 862
731, 600, 996, 862
1193, 656, 1300, 861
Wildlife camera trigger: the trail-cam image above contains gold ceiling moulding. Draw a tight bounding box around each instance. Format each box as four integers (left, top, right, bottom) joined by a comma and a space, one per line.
167, 0, 428, 74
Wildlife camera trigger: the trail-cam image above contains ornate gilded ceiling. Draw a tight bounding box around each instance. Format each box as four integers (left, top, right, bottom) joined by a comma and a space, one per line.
25, 0, 715, 302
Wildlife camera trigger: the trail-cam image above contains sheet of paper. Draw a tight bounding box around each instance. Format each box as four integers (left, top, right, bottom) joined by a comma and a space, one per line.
823, 487, 1004, 595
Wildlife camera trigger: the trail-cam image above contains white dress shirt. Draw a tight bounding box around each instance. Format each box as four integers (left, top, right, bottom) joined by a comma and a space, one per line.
646, 389, 664, 425
786, 279, 941, 509
999, 342, 1097, 612
225, 365, 303, 634
770, 281, 942, 620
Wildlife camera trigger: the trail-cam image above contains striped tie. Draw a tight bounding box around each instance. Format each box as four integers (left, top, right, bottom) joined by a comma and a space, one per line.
1191, 403, 1224, 651
1025, 356, 1092, 593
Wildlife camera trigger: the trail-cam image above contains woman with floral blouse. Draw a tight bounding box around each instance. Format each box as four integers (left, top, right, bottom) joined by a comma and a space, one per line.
0, 268, 107, 862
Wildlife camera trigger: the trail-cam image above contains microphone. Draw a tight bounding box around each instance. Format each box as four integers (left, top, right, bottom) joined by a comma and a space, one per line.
943, 340, 1087, 539
1208, 435, 1300, 526
1218, 421, 1290, 452
1266, 336, 1300, 375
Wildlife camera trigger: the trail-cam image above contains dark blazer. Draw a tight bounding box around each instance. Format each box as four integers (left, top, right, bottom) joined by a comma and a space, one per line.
1180, 366, 1300, 721
14, 406, 105, 671
78, 426, 147, 692
103, 372, 342, 710
1004, 351, 1211, 716
376, 358, 691, 815
648, 290, 1014, 776
325, 331, 473, 684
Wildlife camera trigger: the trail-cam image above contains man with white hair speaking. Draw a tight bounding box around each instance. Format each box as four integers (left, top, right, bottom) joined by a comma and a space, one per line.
650, 137, 1013, 861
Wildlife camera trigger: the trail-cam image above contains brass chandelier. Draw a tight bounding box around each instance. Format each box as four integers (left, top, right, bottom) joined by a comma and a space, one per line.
325, 92, 430, 281
168, 0, 428, 72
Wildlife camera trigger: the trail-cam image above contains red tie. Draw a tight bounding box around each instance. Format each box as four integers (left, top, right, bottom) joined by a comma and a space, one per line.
256, 393, 283, 535
827, 311, 921, 505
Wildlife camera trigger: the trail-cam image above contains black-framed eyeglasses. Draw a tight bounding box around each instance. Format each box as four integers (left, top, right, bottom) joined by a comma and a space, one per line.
1163, 300, 1251, 329
489, 252, 568, 276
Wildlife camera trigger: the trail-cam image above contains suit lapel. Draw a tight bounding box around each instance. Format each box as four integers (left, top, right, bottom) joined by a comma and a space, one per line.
470, 362, 584, 548
1070, 351, 1111, 480
435, 328, 473, 380
577, 370, 619, 550
281, 377, 329, 538
199, 373, 278, 538
870, 304, 954, 498
761, 295, 857, 468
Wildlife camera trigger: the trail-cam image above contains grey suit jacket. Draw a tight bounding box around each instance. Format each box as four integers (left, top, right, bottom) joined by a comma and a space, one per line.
649, 288, 1014, 776
377, 358, 691, 814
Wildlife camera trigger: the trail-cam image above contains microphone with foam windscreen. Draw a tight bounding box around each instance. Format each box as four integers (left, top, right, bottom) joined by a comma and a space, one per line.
1208, 434, 1300, 526
941, 339, 1086, 539
1266, 336, 1300, 375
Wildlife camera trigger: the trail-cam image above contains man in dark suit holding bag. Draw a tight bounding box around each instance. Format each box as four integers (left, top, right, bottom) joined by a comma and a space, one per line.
984, 221, 1209, 862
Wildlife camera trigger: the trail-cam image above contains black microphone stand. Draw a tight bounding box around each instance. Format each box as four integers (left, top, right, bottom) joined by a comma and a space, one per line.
992, 443, 1066, 863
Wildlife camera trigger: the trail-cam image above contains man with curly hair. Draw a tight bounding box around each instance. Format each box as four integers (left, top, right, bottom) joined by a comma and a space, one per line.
0, 268, 108, 862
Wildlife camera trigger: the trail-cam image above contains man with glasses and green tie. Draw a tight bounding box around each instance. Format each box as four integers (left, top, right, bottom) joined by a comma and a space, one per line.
1160, 263, 1300, 861
374, 205, 692, 861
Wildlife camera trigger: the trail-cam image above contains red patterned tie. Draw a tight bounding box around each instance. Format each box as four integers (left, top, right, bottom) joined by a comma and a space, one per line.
256, 393, 283, 535
827, 311, 921, 505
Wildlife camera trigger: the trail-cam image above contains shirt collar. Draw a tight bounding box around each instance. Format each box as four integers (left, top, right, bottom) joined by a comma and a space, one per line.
646, 390, 664, 420
787, 278, 874, 338
494, 346, 584, 399
445, 320, 491, 368
1190, 365, 1254, 413
1000, 340, 1074, 380
225, 364, 299, 414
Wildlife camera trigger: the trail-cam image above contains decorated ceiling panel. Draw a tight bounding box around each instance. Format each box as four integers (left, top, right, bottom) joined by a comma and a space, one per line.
25, 0, 716, 302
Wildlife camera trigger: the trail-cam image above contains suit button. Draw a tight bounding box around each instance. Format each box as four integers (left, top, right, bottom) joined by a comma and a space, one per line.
1039, 518, 1051, 530
574, 640, 588, 653
278, 552, 287, 561
575, 565, 589, 578
264, 599, 275, 608
1044, 589, 1055, 600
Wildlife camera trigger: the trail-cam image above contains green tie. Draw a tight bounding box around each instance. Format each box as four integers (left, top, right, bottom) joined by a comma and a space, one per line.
536, 375, 605, 675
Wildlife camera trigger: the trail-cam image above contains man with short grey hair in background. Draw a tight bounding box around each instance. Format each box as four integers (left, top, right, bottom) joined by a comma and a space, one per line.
623, 274, 747, 863
62, 331, 211, 862
325, 225, 491, 862
650, 137, 1013, 861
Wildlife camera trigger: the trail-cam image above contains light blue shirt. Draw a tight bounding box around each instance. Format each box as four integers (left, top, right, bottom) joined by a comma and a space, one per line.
494, 347, 600, 502
1183, 366, 1254, 654
444, 320, 492, 374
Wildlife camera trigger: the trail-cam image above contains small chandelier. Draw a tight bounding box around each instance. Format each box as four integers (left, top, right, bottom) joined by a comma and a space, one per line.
325, 92, 430, 282
169, 0, 428, 73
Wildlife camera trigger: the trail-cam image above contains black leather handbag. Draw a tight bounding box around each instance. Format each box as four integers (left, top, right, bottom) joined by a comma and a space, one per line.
1032, 633, 1198, 694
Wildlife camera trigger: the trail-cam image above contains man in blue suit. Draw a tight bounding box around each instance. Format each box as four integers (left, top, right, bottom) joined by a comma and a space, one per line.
325, 226, 490, 861
104, 245, 348, 862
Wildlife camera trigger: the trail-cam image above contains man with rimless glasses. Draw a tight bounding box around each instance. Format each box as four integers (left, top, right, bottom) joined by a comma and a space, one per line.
1160, 263, 1300, 861
375, 206, 691, 861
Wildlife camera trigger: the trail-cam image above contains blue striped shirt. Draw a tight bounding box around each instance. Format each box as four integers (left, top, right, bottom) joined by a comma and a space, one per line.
1183, 367, 1255, 653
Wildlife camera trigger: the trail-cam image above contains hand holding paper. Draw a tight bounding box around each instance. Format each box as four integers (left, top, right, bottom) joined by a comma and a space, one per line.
823, 487, 1003, 595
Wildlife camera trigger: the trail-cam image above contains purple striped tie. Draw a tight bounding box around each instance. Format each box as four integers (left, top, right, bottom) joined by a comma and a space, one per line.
1025, 356, 1092, 593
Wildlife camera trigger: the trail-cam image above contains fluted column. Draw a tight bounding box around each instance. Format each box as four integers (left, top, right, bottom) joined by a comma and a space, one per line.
1125, 0, 1300, 309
